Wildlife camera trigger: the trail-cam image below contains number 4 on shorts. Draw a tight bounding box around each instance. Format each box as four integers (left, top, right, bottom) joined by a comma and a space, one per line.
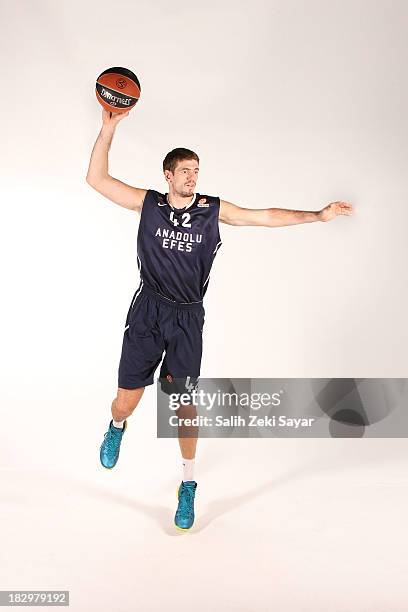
185, 376, 198, 392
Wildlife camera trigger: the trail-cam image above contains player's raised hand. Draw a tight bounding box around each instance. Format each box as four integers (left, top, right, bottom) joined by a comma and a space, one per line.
102, 108, 129, 129
318, 201, 353, 222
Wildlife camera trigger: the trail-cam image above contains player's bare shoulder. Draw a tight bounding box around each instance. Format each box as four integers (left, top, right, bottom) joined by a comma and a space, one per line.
132, 187, 148, 212
218, 199, 237, 224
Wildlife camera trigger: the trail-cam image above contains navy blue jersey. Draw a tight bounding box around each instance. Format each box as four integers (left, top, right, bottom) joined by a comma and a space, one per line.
136, 189, 222, 303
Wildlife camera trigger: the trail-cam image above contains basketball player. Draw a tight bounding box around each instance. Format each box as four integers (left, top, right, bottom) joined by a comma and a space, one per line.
86, 109, 353, 530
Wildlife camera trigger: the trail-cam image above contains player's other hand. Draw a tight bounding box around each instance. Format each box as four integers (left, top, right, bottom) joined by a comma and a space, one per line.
318, 201, 353, 222
101, 108, 129, 129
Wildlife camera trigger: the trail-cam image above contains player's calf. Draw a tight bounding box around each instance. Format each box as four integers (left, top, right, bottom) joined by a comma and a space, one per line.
99, 387, 145, 469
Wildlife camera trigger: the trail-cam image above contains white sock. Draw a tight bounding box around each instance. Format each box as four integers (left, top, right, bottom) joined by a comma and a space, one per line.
112, 418, 125, 429
182, 458, 195, 482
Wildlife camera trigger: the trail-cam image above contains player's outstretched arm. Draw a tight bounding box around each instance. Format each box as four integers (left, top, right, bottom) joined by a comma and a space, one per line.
219, 199, 353, 227
86, 109, 147, 213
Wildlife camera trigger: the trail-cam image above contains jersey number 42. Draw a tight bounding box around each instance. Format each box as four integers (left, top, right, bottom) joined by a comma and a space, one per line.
170, 211, 191, 228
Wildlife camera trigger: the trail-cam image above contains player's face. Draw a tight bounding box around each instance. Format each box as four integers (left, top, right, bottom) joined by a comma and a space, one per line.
166, 159, 199, 196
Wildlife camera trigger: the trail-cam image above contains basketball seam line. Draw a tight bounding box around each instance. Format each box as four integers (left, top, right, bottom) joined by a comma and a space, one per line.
96, 82, 140, 98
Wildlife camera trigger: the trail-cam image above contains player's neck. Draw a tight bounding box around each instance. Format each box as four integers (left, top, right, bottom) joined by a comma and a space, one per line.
167, 191, 195, 209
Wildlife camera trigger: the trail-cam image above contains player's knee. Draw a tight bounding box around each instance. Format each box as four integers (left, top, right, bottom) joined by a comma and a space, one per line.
114, 387, 145, 415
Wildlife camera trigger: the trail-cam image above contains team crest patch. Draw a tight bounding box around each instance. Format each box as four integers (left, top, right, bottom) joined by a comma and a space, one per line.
198, 198, 209, 207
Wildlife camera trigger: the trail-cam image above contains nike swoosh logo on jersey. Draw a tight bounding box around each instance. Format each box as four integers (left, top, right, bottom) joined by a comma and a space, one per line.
157, 202, 167, 206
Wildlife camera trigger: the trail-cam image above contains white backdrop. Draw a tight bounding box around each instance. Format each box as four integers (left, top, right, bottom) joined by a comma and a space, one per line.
1, 1, 408, 610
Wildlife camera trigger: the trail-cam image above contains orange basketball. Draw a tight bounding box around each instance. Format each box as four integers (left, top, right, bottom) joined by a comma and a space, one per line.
95, 66, 141, 113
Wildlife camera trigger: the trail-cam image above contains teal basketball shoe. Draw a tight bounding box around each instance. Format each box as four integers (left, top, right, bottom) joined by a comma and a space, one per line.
100, 419, 127, 469
175, 481, 197, 530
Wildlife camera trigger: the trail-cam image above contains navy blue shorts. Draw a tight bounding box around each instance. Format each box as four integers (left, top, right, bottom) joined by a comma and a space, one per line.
118, 285, 205, 392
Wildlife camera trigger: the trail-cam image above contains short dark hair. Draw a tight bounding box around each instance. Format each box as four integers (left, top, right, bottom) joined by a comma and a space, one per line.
163, 147, 199, 174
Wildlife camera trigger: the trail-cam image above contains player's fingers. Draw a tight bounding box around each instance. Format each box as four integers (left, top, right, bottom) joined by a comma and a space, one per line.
336, 203, 352, 211
113, 111, 129, 123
